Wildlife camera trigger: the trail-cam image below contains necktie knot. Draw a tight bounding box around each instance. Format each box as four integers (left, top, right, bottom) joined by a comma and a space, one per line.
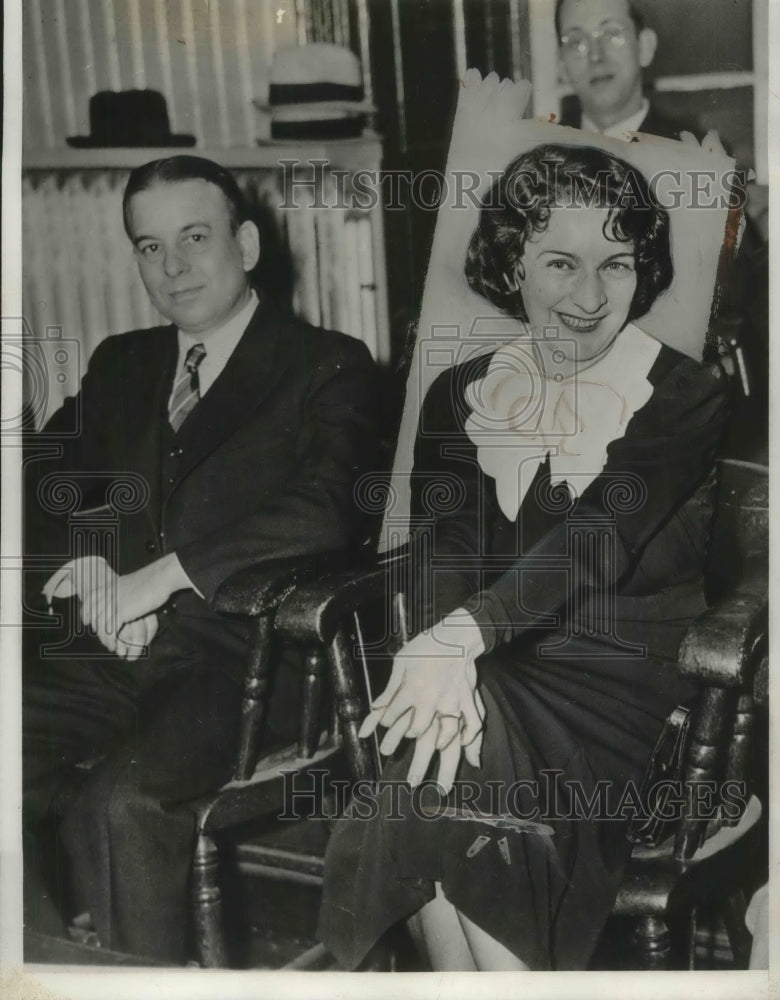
185, 342, 207, 376
170, 343, 207, 432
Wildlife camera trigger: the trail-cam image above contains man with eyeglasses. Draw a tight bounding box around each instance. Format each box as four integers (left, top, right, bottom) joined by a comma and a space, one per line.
555, 0, 699, 141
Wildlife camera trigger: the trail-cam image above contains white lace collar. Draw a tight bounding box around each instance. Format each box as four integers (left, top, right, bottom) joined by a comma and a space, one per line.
463, 323, 662, 521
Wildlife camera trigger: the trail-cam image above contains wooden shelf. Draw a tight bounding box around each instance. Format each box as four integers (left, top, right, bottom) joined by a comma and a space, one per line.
22, 134, 384, 173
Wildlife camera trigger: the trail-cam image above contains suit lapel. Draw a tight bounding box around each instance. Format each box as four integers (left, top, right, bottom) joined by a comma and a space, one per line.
172, 300, 288, 482
122, 325, 179, 526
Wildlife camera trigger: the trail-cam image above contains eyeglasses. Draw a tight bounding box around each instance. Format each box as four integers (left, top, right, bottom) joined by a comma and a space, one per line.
560, 23, 629, 57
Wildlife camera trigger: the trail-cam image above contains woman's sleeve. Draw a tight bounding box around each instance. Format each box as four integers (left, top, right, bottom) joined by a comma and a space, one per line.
407, 360, 494, 632
460, 357, 732, 654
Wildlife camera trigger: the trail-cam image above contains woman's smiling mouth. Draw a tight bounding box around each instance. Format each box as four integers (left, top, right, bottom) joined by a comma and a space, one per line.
555, 311, 606, 333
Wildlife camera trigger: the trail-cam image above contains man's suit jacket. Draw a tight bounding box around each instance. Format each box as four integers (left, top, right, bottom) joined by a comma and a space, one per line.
25, 298, 378, 681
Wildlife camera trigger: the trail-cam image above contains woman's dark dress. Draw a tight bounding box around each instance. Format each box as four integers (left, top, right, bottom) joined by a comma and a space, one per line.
318, 343, 731, 970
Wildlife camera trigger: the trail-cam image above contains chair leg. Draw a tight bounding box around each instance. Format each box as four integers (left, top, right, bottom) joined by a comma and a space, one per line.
329, 699, 340, 745
684, 906, 696, 970
192, 829, 227, 968
633, 915, 671, 970
328, 628, 376, 782
234, 614, 273, 781
298, 646, 326, 758
725, 692, 755, 822
722, 890, 752, 968
675, 686, 735, 859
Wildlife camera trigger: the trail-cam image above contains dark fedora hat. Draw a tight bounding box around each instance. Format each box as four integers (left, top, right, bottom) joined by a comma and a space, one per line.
67, 90, 196, 148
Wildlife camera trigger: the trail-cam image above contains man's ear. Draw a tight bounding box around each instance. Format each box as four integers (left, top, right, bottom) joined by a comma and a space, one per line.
237, 220, 261, 272
637, 27, 657, 69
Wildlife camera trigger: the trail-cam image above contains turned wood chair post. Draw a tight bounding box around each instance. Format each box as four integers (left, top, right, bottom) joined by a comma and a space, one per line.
299, 646, 328, 758
633, 914, 672, 970
724, 689, 756, 819
192, 607, 275, 966
683, 907, 696, 970
328, 624, 376, 784
674, 684, 735, 860
234, 612, 274, 782
192, 828, 227, 968
329, 700, 341, 745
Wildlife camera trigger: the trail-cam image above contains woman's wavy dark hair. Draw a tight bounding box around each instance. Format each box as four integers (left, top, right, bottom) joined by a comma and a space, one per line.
465, 144, 673, 323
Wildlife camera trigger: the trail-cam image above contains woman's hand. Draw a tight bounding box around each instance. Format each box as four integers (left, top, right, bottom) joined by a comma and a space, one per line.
359, 610, 487, 793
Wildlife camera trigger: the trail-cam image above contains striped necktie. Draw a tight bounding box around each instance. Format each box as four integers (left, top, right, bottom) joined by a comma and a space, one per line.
169, 342, 206, 432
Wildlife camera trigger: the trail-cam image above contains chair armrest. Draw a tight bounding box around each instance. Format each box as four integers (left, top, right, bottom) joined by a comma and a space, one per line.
213, 550, 362, 617
275, 547, 409, 644
678, 572, 767, 688
214, 549, 374, 781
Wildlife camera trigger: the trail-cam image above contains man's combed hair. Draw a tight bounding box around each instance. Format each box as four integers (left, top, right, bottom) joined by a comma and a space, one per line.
122, 155, 249, 237
554, 0, 644, 41
465, 143, 673, 324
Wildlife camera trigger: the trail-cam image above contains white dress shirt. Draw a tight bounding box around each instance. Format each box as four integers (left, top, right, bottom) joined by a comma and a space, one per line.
169, 289, 259, 409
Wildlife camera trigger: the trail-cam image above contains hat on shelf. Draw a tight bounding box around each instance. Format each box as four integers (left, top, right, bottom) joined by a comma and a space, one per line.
67, 90, 196, 148
256, 43, 375, 141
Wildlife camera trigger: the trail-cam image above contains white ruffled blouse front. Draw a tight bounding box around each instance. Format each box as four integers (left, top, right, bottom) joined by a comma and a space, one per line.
463, 323, 662, 521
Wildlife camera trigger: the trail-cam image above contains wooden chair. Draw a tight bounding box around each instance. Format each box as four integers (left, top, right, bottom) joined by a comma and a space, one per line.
611, 460, 769, 968
266, 458, 768, 970
188, 548, 376, 968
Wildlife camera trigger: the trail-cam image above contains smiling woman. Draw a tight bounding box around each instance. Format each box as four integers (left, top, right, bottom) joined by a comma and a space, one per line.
318, 140, 732, 971
464, 143, 672, 370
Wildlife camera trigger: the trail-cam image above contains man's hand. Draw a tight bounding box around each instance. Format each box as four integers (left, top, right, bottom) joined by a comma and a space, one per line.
116, 614, 160, 660
359, 610, 487, 793
89, 554, 193, 653
43, 553, 193, 656
43, 555, 115, 607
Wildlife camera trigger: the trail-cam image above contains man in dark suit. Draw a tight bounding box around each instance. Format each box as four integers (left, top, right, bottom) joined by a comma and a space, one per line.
23, 155, 377, 963
555, 0, 700, 141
